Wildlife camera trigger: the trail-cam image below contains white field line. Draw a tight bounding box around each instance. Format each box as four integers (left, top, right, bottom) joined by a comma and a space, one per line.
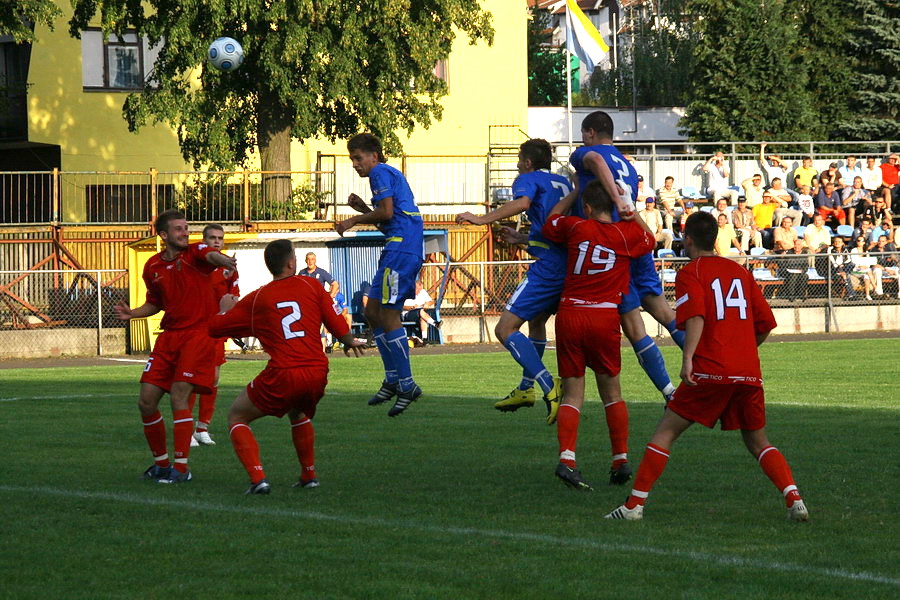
0, 484, 897, 588
0, 393, 125, 402
100, 358, 147, 364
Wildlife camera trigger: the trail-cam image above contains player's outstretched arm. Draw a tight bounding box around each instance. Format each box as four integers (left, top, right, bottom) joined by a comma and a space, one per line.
456, 196, 531, 226
338, 333, 366, 357
680, 315, 704, 386
206, 251, 237, 271
549, 184, 578, 216
337, 197, 393, 236
496, 225, 529, 246
347, 193, 371, 214
585, 151, 635, 219
114, 301, 159, 320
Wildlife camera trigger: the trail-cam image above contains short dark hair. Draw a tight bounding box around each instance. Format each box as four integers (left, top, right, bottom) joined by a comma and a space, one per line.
202, 223, 224, 238
664, 176, 674, 183
771, 177, 781, 184
582, 180, 614, 214
155, 209, 185, 235
519, 138, 552, 170
264, 239, 295, 276
347, 133, 386, 162
683, 211, 717, 251
581, 111, 614, 138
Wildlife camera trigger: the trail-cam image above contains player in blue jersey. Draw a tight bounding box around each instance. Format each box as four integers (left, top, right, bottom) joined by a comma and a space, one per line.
570, 111, 686, 409
336, 133, 425, 417
456, 139, 568, 423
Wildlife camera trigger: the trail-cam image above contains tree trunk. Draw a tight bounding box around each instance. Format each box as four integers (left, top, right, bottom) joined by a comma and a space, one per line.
257, 90, 293, 217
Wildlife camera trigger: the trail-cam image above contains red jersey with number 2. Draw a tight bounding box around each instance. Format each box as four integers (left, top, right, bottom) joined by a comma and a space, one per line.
208, 275, 350, 370
674, 256, 777, 386
542, 214, 654, 308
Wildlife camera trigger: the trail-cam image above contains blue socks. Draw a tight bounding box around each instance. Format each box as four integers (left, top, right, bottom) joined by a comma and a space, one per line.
631, 335, 674, 394
505, 331, 553, 395
384, 327, 415, 392
665, 319, 686, 349
518, 337, 547, 390
373, 328, 398, 385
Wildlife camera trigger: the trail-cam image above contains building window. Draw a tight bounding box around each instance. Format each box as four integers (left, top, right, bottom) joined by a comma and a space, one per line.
434, 59, 449, 84
81, 30, 161, 91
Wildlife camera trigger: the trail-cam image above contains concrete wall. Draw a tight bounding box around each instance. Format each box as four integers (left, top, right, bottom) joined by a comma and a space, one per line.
0, 328, 126, 359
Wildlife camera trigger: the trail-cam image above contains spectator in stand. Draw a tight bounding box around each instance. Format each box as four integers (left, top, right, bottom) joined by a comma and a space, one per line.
828, 237, 857, 299
877, 153, 900, 212
636, 175, 655, 204
849, 235, 876, 300
815, 182, 847, 226
862, 156, 883, 196
773, 216, 799, 254
778, 238, 809, 301
839, 155, 863, 185
793, 157, 819, 190
852, 217, 875, 247
769, 178, 803, 225
731, 197, 762, 251
796, 185, 816, 226
703, 151, 740, 205
656, 176, 682, 230
331, 281, 353, 329
759, 144, 789, 188
865, 235, 897, 299
804, 213, 832, 274
864, 198, 893, 242
676, 201, 696, 236
714, 213, 742, 256
741, 174, 765, 208
841, 176, 871, 228
753, 191, 778, 230
820, 162, 845, 190
639, 198, 673, 251
402, 279, 439, 346
712, 198, 729, 221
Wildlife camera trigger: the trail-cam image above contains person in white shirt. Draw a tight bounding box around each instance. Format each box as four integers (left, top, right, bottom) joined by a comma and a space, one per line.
796, 185, 816, 225
839, 155, 863, 184
861, 156, 882, 193
402, 279, 439, 345
703, 152, 740, 205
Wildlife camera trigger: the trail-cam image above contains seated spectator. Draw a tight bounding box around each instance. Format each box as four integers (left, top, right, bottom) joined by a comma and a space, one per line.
877, 153, 900, 212
769, 178, 803, 224
773, 216, 799, 254
638, 198, 673, 251
636, 175, 654, 204
866, 235, 897, 299
402, 279, 439, 345
676, 201, 696, 235
819, 162, 845, 189
795, 185, 816, 226
852, 217, 875, 247
804, 213, 832, 274
815, 182, 847, 226
714, 213, 742, 256
839, 155, 863, 184
793, 156, 819, 190
712, 198, 729, 221
862, 156, 882, 195
741, 173, 765, 207
731, 197, 763, 251
656, 176, 682, 230
753, 191, 778, 229
778, 238, 809, 301
331, 281, 353, 329
703, 151, 740, 205
840, 176, 871, 228
828, 237, 857, 299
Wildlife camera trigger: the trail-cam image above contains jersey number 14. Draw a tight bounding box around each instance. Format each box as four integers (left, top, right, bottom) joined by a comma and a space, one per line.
711, 278, 748, 320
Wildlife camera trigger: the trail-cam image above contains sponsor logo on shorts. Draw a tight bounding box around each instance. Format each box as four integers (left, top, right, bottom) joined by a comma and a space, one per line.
182, 371, 194, 378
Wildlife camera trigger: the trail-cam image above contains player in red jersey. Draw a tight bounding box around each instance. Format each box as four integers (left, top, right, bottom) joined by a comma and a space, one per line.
209, 239, 365, 494
543, 180, 655, 490
188, 224, 240, 447
606, 211, 808, 521
114, 209, 237, 484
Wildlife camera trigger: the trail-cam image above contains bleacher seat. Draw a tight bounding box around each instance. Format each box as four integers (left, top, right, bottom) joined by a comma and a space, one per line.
795, 225, 806, 238
700, 206, 715, 213
836, 225, 853, 238
680, 186, 704, 200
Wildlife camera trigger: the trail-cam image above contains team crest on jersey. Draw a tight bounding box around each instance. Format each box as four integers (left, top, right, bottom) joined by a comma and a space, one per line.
198, 243, 208, 249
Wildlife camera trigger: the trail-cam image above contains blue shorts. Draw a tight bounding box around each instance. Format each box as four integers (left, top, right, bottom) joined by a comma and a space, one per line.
619, 253, 663, 314
505, 271, 563, 322
368, 251, 423, 311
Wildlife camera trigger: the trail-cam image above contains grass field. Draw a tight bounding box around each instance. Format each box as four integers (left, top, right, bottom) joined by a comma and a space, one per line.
1, 338, 898, 599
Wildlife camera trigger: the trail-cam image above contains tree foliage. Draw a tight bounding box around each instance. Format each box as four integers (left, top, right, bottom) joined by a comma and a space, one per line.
679, 0, 819, 143
68, 0, 494, 179
526, 6, 566, 107
0, 0, 61, 43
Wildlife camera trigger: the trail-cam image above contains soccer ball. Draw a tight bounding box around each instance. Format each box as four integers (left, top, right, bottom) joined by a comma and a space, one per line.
208, 37, 244, 72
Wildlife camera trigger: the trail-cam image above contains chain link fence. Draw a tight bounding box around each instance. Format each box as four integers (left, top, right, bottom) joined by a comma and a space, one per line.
0, 269, 128, 358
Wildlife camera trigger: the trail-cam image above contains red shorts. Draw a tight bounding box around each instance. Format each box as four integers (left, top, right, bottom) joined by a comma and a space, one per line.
140, 328, 217, 394
247, 366, 328, 418
555, 308, 622, 378
214, 338, 227, 366
669, 382, 766, 430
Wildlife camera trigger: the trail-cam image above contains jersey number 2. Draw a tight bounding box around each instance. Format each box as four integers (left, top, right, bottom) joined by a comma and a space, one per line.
711, 278, 747, 320
276, 301, 306, 339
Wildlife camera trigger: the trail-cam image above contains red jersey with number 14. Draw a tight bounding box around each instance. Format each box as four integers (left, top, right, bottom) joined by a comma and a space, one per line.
143, 242, 218, 330
675, 256, 777, 386
208, 275, 350, 370
542, 214, 654, 308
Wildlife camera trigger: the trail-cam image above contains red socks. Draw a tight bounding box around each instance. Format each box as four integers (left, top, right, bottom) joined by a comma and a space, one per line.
142, 411, 169, 467
757, 446, 802, 506
291, 418, 317, 483
625, 443, 670, 509
556, 404, 580, 468
230, 423, 266, 484
604, 400, 629, 467
196, 388, 217, 432
172, 409, 193, 473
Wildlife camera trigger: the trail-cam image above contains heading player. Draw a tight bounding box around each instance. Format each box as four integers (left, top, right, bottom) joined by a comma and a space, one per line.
114, 209, 237, 484
606, 211, 808, 521
188, 223, 240, 447
337, 133, 425, 417
569, 110, 686, 404
543, 180, 655, 489
209, 239, 365, 494
456, 139, 570, 422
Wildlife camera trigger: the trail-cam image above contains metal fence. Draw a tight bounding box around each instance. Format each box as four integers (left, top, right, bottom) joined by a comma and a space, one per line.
0, 269, 128, 357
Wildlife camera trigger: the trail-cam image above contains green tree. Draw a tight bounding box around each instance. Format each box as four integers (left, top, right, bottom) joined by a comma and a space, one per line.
68, 0, 493, 202
527, 6, 565, 106
679, 0, 819, 143
835, 0, 900, 140
0, 0, 61, 42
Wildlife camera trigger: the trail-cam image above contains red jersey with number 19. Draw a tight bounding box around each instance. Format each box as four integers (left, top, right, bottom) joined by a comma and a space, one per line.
542, 214, 654, 308
675, 256, 777, 386
208, 275, 350, 370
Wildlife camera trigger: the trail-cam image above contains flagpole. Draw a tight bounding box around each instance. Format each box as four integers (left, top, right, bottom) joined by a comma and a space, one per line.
566, 44, 573, 156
